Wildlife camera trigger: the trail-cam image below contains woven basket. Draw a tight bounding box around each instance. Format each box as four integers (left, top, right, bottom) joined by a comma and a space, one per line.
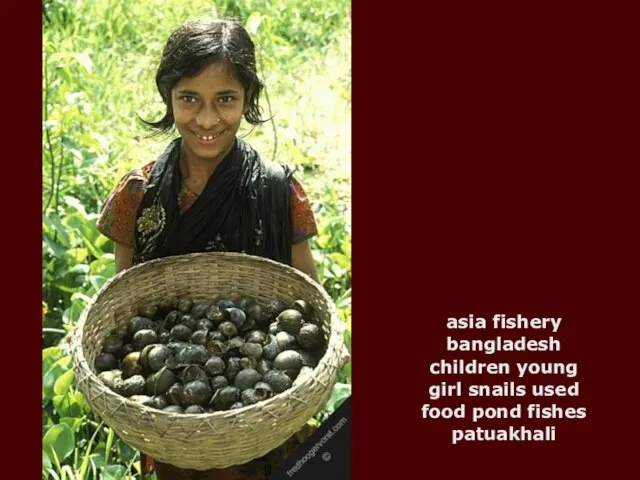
70, 252, 348, 470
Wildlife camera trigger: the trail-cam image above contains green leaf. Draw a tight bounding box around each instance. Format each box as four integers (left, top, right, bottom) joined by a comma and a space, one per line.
42, 423, 75, 464
89, 453, 106, 471
42, 449, 52, 472
64, 211, 95, 240
63, 197, 88, 217
51, 259, 72, 281
43, 346, 63, 363
90, 133, 110, 152
72, 53, 94, 74
77, 133, 103, 152
43, 235, 68, 259
325, 383, 351, 414
71, 292, 92, 304
43, 364, 67, 400
55, 284, 81, 294
43, 119, 60, 130
53, 394, 83, 418
315, 234, 331, 249
69, 264, 90, 275
66, 248, 88, 263
89, 275, 108, 292
43, 215, 71, 247
336, 288, 352, 309
102, 464, 127, 480
63, 300, 86, 325
245, 12, 263, 35
59, 417, 83, 432
44, 257, 57, 274
79, 420, 105, 479
269, 33, 291, 46
340, 362, 351, 382
61, 465, 76, 478
58, 356, 71, 368
94, 234, 110, 250
89, 254, 115, 276
320, 266, 335, 280
54, 370, 75, 396
70, 392, 91, 415
330, 263, 346, 277
116, 439, 137, 465
329, 252, 351, 270
81, 233, 103, 260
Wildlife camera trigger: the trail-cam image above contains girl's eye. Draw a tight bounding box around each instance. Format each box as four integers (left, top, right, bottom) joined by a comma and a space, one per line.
219, 95, 235, 104
180, 95, 197, 104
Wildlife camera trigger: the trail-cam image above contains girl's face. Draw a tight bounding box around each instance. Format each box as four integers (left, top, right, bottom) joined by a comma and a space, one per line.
171, 62, 246, 163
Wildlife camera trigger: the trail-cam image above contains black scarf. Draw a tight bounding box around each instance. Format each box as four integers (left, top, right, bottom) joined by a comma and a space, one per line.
132, 137, 293, 266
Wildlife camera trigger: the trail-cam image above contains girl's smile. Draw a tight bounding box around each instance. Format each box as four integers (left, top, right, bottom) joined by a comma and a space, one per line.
171, 63, 246, 165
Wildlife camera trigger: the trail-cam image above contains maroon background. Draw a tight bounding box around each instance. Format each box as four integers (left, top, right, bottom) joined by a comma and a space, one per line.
28, 4, 49, 480
352, 2, 637, 479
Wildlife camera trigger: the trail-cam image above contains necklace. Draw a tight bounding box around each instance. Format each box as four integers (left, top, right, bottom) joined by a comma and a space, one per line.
182, 181, 201, 197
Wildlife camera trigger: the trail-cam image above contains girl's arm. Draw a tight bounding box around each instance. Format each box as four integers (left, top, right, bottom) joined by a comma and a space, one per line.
291, 241, 320, 284
115, 243, 134, 274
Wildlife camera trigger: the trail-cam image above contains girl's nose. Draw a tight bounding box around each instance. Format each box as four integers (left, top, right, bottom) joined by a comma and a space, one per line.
196, 106, 219, 129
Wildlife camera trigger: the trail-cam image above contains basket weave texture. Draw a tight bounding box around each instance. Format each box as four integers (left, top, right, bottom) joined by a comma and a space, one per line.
70, 252, 346, 470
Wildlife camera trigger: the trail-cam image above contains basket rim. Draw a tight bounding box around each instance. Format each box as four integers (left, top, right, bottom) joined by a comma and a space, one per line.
71, 251, 345, 421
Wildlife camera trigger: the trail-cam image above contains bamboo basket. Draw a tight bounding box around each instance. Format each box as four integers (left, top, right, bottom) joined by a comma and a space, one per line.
70, 252, 348, 470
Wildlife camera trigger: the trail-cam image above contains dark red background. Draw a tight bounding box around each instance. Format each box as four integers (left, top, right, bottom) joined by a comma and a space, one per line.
350, 2, 637, 479
22, 2, 638, 479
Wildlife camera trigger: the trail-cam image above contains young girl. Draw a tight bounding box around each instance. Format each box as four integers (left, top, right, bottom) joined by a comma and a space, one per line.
97, 17, 319, 480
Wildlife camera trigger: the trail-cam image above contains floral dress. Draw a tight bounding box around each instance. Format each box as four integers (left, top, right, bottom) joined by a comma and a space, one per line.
97, 161, 318, 248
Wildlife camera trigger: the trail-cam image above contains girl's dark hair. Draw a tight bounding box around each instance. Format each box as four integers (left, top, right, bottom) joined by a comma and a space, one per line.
143, 18, 265, 134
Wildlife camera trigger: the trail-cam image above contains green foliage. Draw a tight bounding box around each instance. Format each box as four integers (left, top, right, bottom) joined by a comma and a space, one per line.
42, 346, 140, 479
43, 0, 351, 476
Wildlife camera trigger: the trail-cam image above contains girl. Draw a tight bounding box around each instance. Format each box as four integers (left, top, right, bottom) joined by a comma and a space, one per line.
97, 17, 319, 480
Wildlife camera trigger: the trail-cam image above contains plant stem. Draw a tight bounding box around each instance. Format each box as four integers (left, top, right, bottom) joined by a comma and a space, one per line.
104, 427, 115, 464
55, 139, 64, 210
255, 30, 278, 161
43, 50, 57, 213
264, 83, 278, 162
78, 420, 104, 480
43, 328, 67, 334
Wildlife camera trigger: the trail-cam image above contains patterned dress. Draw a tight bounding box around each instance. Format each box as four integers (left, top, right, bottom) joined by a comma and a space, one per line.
97, 161, 318, 247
